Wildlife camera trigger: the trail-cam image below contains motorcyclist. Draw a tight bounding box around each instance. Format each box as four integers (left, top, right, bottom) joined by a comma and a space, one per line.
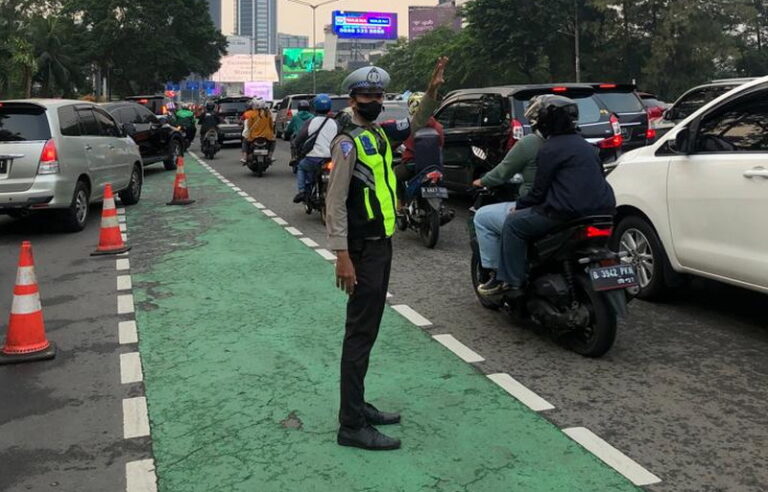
291, 94, 338, 203
285, 100, 314, 141
478, 95, 616, 298
175, 103, 197, 143
470, 100, 545, 280
198, 101, 221, 147
243, 98, 276, 162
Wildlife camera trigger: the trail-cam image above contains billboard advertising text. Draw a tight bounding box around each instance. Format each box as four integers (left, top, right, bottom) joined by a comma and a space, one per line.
282, 48, 325, 79
332, 11, 398, 40
408, 6, 461, 40
244, 81, 273, 101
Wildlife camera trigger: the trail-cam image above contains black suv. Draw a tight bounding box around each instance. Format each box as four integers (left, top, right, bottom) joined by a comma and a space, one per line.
103, 102, 185, 170
215, 96, 251, 142
124, 95, 174, 117
586, 83, 651, 151
434, 84, 623, 190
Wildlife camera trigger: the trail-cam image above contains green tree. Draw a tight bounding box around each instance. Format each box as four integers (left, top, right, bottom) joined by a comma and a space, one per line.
275, 69, 350, 98
30, 15, 83, 97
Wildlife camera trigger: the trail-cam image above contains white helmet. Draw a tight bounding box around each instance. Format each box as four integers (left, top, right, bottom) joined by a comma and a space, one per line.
251, 97, 266, 110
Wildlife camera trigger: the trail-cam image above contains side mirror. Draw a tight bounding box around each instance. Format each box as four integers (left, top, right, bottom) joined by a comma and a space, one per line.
668, 128, 690, 154
122, 123, 136, 135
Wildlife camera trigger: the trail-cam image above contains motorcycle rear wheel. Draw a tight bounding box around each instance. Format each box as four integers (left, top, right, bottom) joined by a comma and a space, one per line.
470, 250, 500, 310
420, 208, 440, 248
563, 275, 617, 358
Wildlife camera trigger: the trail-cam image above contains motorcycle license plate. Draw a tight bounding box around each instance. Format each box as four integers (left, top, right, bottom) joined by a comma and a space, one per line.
252, 149, 269, 156
0, 159, 7, 174
588, 264, 638, 291
421, 186, 448, 199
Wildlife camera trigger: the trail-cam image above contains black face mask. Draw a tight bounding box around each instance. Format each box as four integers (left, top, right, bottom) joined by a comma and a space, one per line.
355, 101, 383, 122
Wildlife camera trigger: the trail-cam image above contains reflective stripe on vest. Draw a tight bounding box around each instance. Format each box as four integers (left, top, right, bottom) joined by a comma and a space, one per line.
351, 127, 397, 237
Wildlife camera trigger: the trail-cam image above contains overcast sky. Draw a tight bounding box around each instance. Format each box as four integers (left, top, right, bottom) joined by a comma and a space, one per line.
278, 0, 441, 43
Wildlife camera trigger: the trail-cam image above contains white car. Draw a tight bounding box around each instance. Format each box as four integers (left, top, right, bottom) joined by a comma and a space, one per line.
607, 76, 768, 299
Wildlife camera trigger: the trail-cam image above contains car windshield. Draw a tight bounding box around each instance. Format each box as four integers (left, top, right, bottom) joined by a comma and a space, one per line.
0, 105, 51, 142
520, 96, 602, 124
673, 86, 736, 120
595, 92, 644, 113
376, 103, 409, 123
218, 102, 248, 113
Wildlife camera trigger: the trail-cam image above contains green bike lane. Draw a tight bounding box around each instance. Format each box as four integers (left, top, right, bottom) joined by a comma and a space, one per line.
127, 157, 639, 492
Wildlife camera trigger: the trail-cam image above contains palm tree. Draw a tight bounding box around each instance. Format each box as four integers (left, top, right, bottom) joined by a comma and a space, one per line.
11, 36, 37, 98
31, 16, 77, 97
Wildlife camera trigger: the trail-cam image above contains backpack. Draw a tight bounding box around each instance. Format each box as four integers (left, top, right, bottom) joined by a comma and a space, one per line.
298, 117, 332, 159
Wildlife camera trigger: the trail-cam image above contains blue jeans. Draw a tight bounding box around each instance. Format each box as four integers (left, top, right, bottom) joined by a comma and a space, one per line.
297, 156, 325, 192
496, 208, 564, 288
474, 202, 516, 270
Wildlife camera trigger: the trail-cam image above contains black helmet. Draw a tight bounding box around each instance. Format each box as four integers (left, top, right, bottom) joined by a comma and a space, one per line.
205, 101, 215, 112
524, 95, 579, 137
298, 100, 311, 111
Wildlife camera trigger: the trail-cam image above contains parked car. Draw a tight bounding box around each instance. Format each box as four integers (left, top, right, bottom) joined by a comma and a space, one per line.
215, 96, 251, 142
124, 94, 174, 117
587, 83, 653, 150
654, 78, 757, 139
608, 76, 768, 299
0, 99, 143, 231
433, 84, 623, 190
274, 94, 314, 139
103, 102, 185, 171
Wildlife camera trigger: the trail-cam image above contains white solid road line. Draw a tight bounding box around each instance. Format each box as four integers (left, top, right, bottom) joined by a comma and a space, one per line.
487, 373, 555, 412
392, 304, 433, 327
432, 334, 485, 363
126, 459, 158, 492
300, 237, 319, 248
285, 227, 302, 236
119, 320, 138, 344
116, 258, 130, 271
262, 209, 277, 217
563, 427, 662, 486
316, 248, 337, 261
118, 294, 135, 315
272, 217, 288, 226
117, 275, 132, 291
123, 397, 150, 439
120, 352, 144, 384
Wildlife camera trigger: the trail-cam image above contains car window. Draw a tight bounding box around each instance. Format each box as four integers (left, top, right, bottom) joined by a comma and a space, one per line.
112, 107, 134, 125
135, 105, 157, 124
77, 108, 101, 136
520, 96, 602, 124
218, 102, 248, 113
451, 99, 483, 128
695, 90, 768, 153
435, 102, 455, 127
93, 108, 121, 137
674, 86, 734, 120
482, 97, 504, 126
290, 97, 313, 109
58, 105, 81, 137
595, 92, 644, 113
0, 104, 51, 141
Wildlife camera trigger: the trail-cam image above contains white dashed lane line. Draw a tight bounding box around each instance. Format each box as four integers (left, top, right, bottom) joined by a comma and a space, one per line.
285, 227, 302, 236
120, 352, 144, 384
117, 294, 135, 315
316, 249, 337, 261
272, 217, 289, 226
300, 237, 319, 248
392, 304, 433, 327
116, 258, 130, 271
126, 459, 158, 492
432, 334, 485, 363
117, 275, 132, 291
123, 397, 150, 439
487, 373, 555, 412
119, 320, 138, 345
262, 209, 277, 217
253, 202, 265, 209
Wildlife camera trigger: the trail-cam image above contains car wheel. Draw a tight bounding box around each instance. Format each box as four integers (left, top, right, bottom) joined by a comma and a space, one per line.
118, 164, 142, 205
163, 139, 181, 170
60, 180, 90, 232
611, 215, 671, 300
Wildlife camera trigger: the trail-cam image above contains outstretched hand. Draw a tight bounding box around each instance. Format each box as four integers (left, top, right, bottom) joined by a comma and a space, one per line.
426, 56, 449, 98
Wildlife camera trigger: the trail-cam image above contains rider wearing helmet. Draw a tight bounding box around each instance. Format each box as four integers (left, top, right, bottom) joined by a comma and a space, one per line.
243, 97, 275, 163
325, 57, 448, 453
285, 99, 314, 141
198, 101, 222, 144
175, 103, 197, 142
291, 94, 339, 203
478, 95, 616, 298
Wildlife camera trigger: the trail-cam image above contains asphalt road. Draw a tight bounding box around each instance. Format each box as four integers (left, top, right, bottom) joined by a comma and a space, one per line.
197, 138, 768, 492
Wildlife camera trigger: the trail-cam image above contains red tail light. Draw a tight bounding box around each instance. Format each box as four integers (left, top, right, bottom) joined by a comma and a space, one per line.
138, 98, 149, 104
38, 139, 59, 175
597, 134, 623, 149
506, 119, 524, 150
552, 86, 568, 93
323, 160, 334, 171
646, 106, 663, 120
645, 128, 657, 140
599, 83, 617, 89
426, 170, 443, 183
585, 226, 613, 238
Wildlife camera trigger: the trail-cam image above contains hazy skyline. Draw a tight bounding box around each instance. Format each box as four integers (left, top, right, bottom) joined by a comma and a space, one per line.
277, 0, 441, 44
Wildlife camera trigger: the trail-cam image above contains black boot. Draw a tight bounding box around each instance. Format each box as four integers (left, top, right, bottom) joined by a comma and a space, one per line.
337, 425, 401, 451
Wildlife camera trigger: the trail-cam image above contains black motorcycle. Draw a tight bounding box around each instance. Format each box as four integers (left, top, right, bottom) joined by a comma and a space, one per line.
245, 137, 272, 177
304, 159, 332, 224
468, 187, 636, 358
201, 128, 221, 160
397, 166, 454, 248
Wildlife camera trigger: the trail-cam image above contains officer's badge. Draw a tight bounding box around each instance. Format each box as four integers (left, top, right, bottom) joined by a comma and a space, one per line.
367, 68, 381, 85
360, 135, 377, 155
340, 140, 354, 158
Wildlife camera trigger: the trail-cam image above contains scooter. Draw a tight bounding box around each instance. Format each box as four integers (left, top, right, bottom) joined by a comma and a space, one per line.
245, 137, 272, 177
304, 159, 333, 224
201, 129, 221, 159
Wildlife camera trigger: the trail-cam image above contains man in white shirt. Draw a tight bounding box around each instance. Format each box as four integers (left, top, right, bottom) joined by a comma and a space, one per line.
292, 94, 339, 203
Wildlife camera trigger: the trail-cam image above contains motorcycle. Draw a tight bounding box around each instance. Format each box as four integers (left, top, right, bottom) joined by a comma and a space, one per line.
201, 128, 221, 160
468, 186, 636, 358
304, 159, 333, 224
395, 127, 454, 248
245, 137, 272, 177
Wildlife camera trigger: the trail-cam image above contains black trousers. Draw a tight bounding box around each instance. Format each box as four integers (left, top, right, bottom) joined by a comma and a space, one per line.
339, 238, 392, 429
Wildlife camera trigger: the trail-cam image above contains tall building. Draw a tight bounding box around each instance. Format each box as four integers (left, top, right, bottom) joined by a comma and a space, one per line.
278, 33, 309, 50
207, 0, 236, 35
237, 0, 278, 54
207, 0, 222, 30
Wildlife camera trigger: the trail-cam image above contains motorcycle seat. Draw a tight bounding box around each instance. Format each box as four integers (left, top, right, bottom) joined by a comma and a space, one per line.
531, 215, 614, 261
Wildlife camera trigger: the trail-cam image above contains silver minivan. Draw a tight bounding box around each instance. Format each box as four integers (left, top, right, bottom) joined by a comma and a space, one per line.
0, 99, 143, 231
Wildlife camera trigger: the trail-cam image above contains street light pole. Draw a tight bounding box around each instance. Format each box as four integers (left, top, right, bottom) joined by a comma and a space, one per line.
286, 0, 341, 93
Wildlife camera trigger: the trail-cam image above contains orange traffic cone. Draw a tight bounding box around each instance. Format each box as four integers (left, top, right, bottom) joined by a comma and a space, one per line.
0, 241, 56, 365
167, 156, 195, 206
91, 183, 131, 256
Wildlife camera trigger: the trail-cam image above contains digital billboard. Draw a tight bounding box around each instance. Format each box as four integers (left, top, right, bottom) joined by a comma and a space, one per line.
408, 6, 461, 40
244, 81, 273, 101
282, 48, 325, 80
332, 11, 398, 40
210, 54, 279, 83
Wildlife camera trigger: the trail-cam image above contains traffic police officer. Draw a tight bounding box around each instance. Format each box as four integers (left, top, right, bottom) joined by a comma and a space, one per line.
326, 57, 448, 450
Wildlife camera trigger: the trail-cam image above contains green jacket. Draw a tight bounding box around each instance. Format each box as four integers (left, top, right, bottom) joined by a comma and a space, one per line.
480, 133, 543, 197
285, 111, 314, 139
